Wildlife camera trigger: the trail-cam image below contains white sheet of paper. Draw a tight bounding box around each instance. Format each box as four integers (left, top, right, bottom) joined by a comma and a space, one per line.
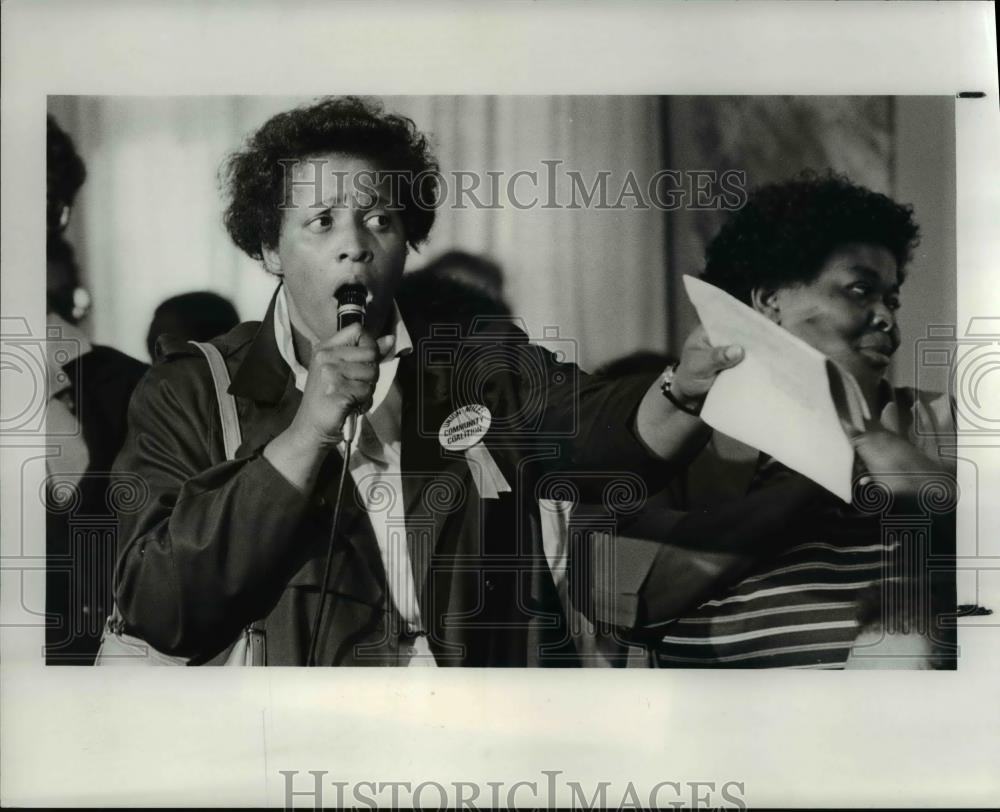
683, 275, 856, 501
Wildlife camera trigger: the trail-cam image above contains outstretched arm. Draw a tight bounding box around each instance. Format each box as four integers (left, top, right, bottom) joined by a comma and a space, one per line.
569, 469, 828, 634
633, 325, 743, 465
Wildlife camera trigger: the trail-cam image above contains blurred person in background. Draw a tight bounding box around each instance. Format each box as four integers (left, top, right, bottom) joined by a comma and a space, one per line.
145, 291, 240, 361
45, 115, 148, 664
395, 251, 513, 346
47, 114, 86, 236
409, 249, 507, 309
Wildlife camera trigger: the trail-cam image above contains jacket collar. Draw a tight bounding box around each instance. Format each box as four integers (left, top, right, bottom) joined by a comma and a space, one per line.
228, 285, 291, 404
272, 283, 414, 396
230, 283, 420, 405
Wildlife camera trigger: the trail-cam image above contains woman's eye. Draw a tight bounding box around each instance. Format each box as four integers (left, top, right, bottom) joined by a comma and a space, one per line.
306, 213, 333, 232
365, 213, 392, 232
848, 283, 871, 298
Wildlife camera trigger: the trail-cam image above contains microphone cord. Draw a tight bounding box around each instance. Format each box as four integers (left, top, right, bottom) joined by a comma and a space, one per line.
306, 282, 366, 667
306, 433, 353, 667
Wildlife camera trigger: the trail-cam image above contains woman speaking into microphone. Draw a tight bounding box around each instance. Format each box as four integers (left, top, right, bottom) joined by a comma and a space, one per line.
109, 96, 749, 667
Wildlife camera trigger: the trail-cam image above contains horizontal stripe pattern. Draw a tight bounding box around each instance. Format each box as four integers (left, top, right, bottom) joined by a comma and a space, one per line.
653, 533, 897, 669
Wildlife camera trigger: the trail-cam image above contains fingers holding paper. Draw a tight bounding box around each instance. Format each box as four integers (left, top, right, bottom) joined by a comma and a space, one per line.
672, 324, 745, 404
633, 324, 745, 465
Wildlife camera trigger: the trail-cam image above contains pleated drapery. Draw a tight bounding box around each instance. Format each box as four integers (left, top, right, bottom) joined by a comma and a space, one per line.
48, 95, 668, 370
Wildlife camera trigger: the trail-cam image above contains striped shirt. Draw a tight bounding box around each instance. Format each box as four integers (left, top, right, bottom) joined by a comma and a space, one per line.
651, 535, 895, 668
651, 384, 955, 669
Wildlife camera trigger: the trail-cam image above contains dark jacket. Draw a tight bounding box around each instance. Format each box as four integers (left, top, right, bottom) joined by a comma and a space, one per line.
47, 345, 149, 665
111, 291, 665, 666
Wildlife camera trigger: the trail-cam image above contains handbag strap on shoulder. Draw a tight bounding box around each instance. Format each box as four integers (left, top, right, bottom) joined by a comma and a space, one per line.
189, 340, 242, 461
189, 340, 264, 644
103, 340, 261, 661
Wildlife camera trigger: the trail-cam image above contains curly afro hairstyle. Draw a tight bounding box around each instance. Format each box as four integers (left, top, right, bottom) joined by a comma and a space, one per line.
221, 96, 439, 261
701, 170, 920, 305
47, 115, 87, 234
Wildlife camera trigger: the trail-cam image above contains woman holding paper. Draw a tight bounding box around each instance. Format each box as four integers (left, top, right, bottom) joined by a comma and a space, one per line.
588, 171, 956, 668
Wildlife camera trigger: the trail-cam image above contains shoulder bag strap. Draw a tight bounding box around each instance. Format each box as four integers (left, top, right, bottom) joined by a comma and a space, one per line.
102, 340, 264, 665
189, 340, 242, 460
189, 340, 265, 664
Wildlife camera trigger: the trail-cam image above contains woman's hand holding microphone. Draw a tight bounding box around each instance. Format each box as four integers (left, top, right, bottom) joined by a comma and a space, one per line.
265, 322, 396, 493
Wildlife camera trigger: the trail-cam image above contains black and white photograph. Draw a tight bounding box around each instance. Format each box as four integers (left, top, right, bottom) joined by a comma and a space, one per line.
42, 92, 960, 671
3, 1, 999, 808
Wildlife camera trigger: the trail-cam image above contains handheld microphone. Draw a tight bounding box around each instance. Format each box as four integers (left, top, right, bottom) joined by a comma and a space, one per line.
334, 283, 367, 442
310, 282, 368, 666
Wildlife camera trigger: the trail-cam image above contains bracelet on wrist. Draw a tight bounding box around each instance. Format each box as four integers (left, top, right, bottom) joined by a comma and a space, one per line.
659, 364, 703, 417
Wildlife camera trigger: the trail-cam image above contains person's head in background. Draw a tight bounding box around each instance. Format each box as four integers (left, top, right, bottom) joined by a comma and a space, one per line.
47, 234, 91, 325
47, 115, 87, 236
702, 171, 920, 409
146, 292, 241, 361
396, 252, 512, 338
221, 96, 439, 343
845, 576, 955, 670
415, 250, 508, 307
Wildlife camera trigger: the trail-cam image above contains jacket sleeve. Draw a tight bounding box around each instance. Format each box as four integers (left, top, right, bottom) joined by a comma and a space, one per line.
111, 360, 318, 659
527, 340, 672, 502
570, 472, 832, 634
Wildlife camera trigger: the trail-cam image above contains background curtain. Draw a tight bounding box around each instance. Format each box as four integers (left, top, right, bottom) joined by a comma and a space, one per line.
48, 95, 667, 372
48, 94, 954, 386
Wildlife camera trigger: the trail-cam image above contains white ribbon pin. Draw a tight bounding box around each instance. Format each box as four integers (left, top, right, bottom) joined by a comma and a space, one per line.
439, 404, 511, 499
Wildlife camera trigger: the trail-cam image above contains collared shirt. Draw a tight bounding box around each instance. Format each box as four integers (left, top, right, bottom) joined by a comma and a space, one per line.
273, 285, 437, 666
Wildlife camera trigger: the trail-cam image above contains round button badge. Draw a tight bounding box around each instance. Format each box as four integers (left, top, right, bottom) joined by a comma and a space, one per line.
439, 404, 492, 451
